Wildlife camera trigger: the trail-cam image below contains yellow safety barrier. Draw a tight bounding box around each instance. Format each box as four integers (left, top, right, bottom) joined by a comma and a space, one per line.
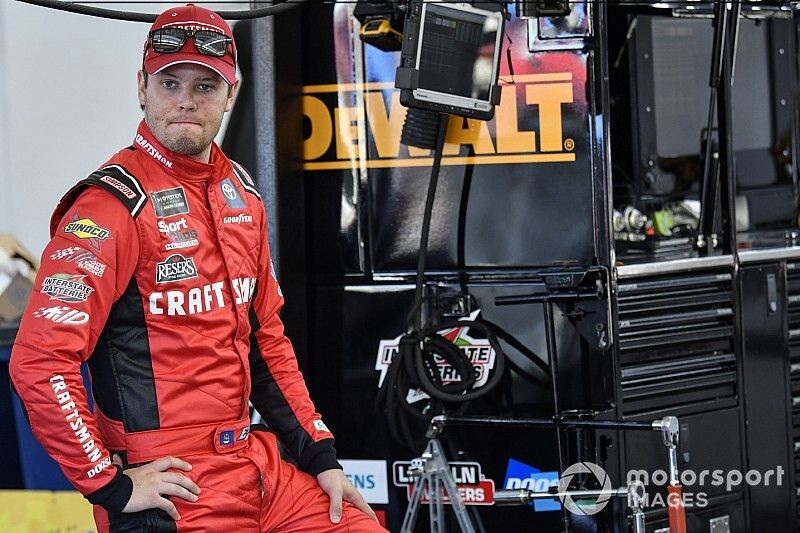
0, 490, 95, 533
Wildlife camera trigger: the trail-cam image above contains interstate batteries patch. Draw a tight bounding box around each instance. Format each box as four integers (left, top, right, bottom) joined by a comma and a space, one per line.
42, 274, 94, 303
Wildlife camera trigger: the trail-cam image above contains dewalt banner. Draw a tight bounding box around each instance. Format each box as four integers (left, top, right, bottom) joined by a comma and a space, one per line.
302, 73, 577, 171
301, 4, 599, 272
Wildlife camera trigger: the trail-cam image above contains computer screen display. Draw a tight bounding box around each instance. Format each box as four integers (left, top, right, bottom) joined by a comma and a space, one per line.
413, 2, 502, 112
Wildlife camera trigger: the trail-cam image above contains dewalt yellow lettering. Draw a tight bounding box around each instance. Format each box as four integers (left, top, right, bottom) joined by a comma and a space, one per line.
365, 92, 402, 159
525, 82, 573, 152
443, 116, 495, 155
496, 85, 536, 153
365, 92, 430, 158
303, 95, 333, 160
302, 73, 576, 170
334, 106, 362, 161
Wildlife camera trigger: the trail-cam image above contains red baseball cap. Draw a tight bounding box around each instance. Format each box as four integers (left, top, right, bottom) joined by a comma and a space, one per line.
143, 4, 237, 85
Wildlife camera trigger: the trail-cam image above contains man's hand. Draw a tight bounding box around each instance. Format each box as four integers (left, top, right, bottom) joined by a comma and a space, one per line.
113, 455, 201, 521
316, 468, 378, 524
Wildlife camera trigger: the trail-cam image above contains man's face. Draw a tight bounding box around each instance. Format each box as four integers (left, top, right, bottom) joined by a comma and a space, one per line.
137, 64, 239, 159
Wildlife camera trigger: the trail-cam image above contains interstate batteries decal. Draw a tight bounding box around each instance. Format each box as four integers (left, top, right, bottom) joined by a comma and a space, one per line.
375, 310, 496, 403
41, 274, 94, 303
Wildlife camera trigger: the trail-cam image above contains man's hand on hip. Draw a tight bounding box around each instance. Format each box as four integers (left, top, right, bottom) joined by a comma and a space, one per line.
113, 455, 201, 521
317, 468, 378, 524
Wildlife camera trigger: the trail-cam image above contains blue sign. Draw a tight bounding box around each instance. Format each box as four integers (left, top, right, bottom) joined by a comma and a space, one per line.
503, 458, 561, 512
219, 430, 234, 446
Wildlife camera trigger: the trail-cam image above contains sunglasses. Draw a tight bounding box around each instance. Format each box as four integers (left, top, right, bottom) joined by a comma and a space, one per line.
148, 28, 232, 57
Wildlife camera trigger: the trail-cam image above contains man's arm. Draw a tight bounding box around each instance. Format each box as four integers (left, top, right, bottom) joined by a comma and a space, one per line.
11, 182, 203, 519
246, 206, 339, 476
9, 187, 138, 511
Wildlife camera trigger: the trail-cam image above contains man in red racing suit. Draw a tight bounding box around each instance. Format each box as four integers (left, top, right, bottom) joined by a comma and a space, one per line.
9, 4, 384, 532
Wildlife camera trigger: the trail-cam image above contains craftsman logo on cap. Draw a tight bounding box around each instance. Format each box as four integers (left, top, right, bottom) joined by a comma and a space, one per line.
173, 22, 220, 33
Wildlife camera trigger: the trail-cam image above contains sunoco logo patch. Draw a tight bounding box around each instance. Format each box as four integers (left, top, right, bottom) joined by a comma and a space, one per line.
156, 254, 198, 284
375, 310, 496, 403
64, 216, 111, 252
41, 274, 94, 303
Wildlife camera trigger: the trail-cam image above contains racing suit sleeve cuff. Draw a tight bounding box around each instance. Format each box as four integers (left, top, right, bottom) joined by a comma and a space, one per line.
86, 464, 133, 513
299, 438, 342, 477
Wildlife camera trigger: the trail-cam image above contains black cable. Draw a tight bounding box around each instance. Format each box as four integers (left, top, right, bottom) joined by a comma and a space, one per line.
377, 108, 552, 451
411, 320, 506, 402
411, 113, 449, 332
456, 143, 474, 295
16, 0, 309, 22
377, 113, 514, 452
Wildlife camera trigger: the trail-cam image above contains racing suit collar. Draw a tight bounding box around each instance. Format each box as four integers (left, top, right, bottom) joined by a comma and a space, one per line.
133, 120, 230, 183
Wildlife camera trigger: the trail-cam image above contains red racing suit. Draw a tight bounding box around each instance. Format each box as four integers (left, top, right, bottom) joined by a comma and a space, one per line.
10, 121, 381, 532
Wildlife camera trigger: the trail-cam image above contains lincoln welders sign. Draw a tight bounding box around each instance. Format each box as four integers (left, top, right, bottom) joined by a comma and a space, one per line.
393, 460, 496, 505
302, 73, 576, 171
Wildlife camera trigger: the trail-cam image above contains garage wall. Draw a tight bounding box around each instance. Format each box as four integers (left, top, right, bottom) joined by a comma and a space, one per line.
0, 2, 249, 257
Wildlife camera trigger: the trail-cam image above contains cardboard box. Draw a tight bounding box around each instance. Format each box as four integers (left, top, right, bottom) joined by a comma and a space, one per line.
0, 234, 38, 322
0, 234, 38, 273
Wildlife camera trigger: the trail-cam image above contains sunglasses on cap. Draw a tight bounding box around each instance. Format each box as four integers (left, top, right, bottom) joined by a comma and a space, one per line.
148, 28, 232, 57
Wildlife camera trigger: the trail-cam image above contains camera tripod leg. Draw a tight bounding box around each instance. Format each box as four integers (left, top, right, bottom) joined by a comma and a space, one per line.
400, 438, 476, 533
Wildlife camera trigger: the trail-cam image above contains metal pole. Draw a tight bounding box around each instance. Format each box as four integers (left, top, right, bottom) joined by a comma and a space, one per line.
430, 414, 653, 432
250, 1, 280, 275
